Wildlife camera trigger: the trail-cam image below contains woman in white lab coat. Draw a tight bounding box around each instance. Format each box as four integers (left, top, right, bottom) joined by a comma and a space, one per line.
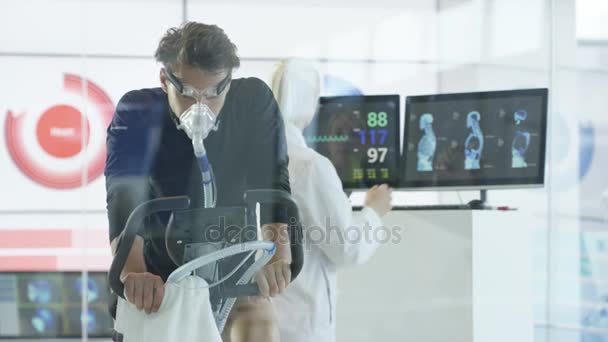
270, 59, 392, 342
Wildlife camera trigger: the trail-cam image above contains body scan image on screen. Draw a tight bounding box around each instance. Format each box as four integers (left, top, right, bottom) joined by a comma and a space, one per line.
512, 109, 531, 168
0, 272, 113, 338
464, 111, 484, 170
303, 95, 400, 189
402, 89, 547, 189
417, 113, 436, 172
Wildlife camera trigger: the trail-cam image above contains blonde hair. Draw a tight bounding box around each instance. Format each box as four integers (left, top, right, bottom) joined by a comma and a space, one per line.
271, 59, 321, 130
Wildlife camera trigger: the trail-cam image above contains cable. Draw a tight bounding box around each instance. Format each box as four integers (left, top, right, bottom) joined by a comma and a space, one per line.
167, 241, 274, 284
216, 247, 275, 333
207, 250, 256, 288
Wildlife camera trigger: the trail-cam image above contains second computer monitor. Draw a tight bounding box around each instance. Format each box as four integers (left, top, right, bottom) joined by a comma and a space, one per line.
303, 95, 400, 190
401, 88, 548, 190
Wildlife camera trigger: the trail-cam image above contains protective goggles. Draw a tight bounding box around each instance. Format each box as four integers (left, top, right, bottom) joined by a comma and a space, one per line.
164, 68, 232, 102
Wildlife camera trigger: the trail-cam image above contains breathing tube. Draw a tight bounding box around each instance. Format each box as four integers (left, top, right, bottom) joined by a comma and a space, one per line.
167, 240, 276, 333
192, 136, 217, 209
185, 109, 273, 332
184, 103, 217, 209
185, 111, 276, 334
190, 137, 271, 332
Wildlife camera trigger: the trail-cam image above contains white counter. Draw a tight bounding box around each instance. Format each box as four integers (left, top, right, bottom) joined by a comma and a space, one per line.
336, 209, 534, 342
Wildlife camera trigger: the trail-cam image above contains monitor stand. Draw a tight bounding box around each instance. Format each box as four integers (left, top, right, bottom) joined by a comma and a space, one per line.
467, 189, 490, 210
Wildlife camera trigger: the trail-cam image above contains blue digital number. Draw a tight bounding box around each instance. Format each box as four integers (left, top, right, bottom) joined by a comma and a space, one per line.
358, 130, 366, 145
359, 129, 388, 145
378, 129, 387, 145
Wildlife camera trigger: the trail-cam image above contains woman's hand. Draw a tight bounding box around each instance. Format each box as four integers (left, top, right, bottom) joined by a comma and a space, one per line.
364, 184, 393, 217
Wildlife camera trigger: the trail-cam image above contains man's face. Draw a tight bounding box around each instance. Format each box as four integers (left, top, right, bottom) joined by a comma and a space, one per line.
160, 63, 231, 119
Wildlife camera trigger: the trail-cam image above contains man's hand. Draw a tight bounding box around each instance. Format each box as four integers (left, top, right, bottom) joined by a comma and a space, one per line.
122, 272, 165, 314
111, 236, 164, 314
255, 260, 291, 299
255, 223, 292, 298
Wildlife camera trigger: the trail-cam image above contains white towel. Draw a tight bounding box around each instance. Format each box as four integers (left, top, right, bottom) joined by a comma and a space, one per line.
114, 276, 222, 342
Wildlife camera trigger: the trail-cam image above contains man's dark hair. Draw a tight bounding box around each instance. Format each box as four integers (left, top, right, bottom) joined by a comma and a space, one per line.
155, 22, 240, 72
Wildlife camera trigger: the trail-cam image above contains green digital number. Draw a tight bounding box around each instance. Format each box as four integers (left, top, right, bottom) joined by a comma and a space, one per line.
368, 112, 378, 127
368, 111, 388, 127
378, 112, 388, 127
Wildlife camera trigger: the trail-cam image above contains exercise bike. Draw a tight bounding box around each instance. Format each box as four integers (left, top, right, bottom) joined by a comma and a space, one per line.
108, 189, 304, 341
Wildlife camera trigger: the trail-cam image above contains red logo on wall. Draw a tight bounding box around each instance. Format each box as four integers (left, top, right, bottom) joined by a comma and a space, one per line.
5, 74, 114, 189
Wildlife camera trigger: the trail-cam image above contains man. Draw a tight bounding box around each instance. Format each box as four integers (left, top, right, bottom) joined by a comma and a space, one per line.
105, 22, 291, 340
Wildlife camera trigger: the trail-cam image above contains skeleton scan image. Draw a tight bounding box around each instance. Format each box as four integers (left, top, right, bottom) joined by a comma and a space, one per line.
512, 110, 531, 168
464, 111, 483, 170
402, 89, 547, 189
417, 113, 436, 171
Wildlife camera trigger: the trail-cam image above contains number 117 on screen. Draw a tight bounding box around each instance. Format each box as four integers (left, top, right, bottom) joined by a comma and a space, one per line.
358, 129, 387, 145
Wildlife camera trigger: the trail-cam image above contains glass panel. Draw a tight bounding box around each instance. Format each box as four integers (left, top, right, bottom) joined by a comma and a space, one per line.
0, 1, 182, 341
4, 1, 605, 341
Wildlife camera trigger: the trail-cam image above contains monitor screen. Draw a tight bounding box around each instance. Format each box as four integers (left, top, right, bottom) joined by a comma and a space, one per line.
401, 88, 548, 189
0, 272, 113, 338
303, 95, 400, 189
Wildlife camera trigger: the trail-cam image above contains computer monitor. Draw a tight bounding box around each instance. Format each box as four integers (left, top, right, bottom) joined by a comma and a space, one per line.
303, 95, 400, 189
401, 88, 548, 190
0, 272, 113, 338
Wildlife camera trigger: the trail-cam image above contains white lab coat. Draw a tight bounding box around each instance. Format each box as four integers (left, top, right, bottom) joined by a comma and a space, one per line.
273, 123, 385, 342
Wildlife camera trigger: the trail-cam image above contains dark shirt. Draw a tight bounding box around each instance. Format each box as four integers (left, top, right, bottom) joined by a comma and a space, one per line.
104, 77, 290, 280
